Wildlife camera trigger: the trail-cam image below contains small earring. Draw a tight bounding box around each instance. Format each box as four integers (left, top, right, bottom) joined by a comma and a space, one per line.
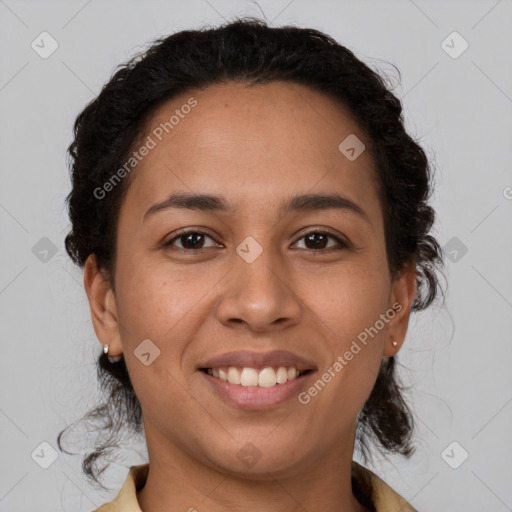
103, 344, 122, 363
392, 340, 399, 347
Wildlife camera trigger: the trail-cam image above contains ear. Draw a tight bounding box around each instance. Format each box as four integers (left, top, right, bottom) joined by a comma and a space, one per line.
83, 254, 122, 357
383, 259, 417, 357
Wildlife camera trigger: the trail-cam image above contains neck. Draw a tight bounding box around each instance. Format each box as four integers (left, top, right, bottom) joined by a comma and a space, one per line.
136, 425, 369, 512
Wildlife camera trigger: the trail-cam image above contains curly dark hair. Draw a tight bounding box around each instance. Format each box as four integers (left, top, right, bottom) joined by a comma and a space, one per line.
57, 16, 445, 496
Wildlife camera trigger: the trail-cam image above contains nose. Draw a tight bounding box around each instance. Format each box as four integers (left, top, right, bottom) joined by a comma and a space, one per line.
215, 246, 302, 333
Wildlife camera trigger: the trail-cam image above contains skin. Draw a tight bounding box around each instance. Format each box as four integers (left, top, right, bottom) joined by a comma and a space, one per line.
84, 81, 416, 512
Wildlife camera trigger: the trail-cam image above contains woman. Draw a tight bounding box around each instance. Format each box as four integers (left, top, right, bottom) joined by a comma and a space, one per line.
58, 17, 444, 512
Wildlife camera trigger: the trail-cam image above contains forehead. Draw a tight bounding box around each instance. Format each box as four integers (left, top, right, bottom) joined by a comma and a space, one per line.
123, 81, 380, 220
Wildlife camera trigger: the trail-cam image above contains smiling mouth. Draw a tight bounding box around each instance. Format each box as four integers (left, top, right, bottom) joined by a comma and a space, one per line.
200, 366, 312, 388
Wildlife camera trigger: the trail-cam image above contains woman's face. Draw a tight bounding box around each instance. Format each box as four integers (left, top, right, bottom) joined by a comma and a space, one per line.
86, 81, 416, 477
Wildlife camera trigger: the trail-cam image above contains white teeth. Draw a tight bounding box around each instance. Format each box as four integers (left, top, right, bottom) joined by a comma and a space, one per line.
276, 367, 288, 384
240, 368, 258, 386
258, 367, 277, 387
287, 367, 298, 380
227, 367, 241, 385
206, 365, 307, 387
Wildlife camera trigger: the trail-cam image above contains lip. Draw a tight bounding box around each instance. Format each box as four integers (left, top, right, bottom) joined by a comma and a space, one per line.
197, 349, 317, 371
200, 369, 316, 410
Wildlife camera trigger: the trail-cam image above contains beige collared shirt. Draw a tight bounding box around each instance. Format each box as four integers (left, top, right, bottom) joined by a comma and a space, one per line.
94, 461, 417, 511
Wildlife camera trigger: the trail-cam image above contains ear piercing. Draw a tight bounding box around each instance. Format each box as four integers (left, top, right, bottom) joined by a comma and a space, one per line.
392, 340, 398, 347
103, 344, 123, 363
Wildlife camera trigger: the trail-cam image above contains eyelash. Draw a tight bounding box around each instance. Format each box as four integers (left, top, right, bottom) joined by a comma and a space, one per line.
163, 229, 350, 253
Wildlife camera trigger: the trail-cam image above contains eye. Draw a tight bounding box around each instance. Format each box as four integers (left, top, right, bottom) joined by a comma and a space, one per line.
163, 230, 220, 252
163, 229, 349, 253
292, 230, 349, 251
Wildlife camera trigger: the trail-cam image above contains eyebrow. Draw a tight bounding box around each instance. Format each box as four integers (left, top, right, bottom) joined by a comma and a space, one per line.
143, 191, 371, 227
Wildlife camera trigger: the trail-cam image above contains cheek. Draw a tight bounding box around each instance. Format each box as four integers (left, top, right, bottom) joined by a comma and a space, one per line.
309, 262, 391, 345
114, 259, 204, 340
298, 276, 387, 439
303, 262, 390, 401
113, 263, 203, 420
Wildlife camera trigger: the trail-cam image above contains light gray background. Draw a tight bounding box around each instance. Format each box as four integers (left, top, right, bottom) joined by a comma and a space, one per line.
1, 1, 511, 511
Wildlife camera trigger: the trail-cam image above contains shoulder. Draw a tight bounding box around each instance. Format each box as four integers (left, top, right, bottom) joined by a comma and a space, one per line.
92, 464, 149, 512
352, 461, 418, 512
